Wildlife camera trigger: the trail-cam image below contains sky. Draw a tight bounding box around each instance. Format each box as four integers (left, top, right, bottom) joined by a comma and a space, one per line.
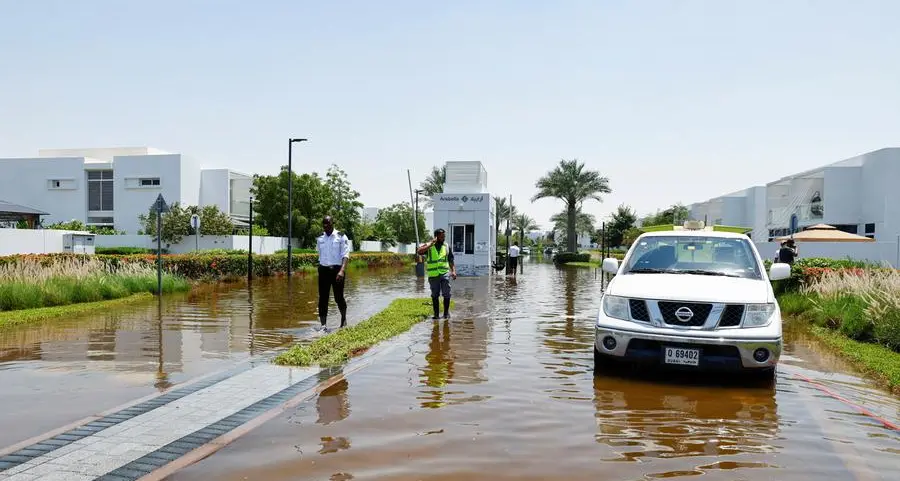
1, 0, 899, 230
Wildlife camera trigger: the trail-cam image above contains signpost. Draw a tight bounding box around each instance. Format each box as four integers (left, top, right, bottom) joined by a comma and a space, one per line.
190, 214, 201, 251
152, 194, 170, 296
248, 197, 254, 283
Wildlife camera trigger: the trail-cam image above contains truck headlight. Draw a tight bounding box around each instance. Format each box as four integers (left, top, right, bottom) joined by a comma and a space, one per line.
743, 303, 776, 327
603, 295, 630, 321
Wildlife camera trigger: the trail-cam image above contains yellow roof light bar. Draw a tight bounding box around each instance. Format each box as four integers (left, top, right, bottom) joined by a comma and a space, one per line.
638, 221, 752, 234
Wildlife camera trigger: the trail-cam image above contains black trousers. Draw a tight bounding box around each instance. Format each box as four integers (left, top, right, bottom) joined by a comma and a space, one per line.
318, 265, 347, 323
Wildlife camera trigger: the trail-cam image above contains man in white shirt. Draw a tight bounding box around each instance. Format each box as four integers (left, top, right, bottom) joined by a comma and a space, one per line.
507, 241, 520, 278
316, 215, 350, 331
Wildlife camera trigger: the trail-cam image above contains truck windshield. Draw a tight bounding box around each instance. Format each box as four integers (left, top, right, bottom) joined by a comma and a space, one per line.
621, 235, 762, 280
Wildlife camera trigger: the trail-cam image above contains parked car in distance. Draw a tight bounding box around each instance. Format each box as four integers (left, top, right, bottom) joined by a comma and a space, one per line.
594, 221, 791, 381
521, 247, 531, 255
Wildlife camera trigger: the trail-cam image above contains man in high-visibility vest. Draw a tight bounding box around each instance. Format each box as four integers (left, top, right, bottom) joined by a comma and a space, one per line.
417, 228, 457, 319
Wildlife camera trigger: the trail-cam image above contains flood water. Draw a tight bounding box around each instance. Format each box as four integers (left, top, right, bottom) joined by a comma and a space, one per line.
0, 266, 419, 446
2, 260, 899, 480
167, 260, 900, 481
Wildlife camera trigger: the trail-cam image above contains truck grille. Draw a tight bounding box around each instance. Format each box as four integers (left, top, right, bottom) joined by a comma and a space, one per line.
629, 299, 651, 322
658, 301, 712, 327
718, 304, 745, 327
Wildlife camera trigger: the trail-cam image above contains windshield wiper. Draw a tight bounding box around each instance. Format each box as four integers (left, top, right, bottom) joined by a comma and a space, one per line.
627, 268, 670, 274
674, 269, 740, 278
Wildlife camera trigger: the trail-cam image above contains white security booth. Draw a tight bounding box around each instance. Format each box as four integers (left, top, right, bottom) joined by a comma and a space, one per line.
431, 161, 496, 276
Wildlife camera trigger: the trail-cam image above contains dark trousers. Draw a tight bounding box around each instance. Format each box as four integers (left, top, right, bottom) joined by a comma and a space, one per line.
318, 265, 347, 324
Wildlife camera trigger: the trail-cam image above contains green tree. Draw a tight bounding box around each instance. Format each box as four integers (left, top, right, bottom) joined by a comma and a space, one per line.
642, 203, 690, 227
325, 164, 364, 248
606, 204, 638, 248
139, 203, 234, 244
623, 227, 643, 248
375, 202, 427, 245
512, 213, 539, 246
250, 167, 332, 248
550, 209, 596, 248
532, 159, 612, 252
493, 196, 518, 241
418, 165, 447, 208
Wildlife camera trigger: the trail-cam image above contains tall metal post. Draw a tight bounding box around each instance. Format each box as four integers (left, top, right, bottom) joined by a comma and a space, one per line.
287, 140, 293, 278
156, 206, 162, 296
505, 195, 512, 274
286, 138, 308, 277
248, 197, 253, 283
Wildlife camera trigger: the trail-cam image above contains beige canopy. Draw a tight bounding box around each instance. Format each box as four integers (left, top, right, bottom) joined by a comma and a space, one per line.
776, 223, 875, 243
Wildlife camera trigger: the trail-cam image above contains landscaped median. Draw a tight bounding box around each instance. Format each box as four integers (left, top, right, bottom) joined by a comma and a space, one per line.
273, 298, 448, 367
775, 258, 900, 393
0, 256, 190, 327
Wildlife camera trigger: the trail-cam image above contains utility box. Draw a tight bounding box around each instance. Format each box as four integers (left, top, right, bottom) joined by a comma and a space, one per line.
62, 233, 96, 254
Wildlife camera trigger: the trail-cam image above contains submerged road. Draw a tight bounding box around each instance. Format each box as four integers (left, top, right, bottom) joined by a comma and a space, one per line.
1, 261, 899, 480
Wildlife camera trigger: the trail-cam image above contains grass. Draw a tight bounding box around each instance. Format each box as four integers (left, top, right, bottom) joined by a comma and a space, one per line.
777, 267, 900, 394
563, 261, 597, 267
0, 256, 190, 311
273, 298, 443, 367
807, 325, 900, 395
0, 293, 155, 328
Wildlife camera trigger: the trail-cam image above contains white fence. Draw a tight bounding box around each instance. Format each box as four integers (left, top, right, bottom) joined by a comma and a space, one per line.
755, 241, 900, 267
0, 229, 90, 256
358, 240, 418, 254
94, 234, 295, 255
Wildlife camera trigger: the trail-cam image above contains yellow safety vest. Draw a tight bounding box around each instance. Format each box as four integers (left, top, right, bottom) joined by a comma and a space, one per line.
426, 244, 450, 277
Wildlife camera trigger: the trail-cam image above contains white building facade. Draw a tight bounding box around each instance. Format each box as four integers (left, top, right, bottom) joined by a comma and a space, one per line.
0, 147, 252, 235
431, 161, 496, 276
687, 148, 900, 265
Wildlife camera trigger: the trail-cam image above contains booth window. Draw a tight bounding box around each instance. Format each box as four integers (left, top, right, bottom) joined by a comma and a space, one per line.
451, 224, 475, 254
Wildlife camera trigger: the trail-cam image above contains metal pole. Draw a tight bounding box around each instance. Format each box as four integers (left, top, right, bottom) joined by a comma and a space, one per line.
287, 139, 293, 278
505, 195, 511, 274
407, 169, 420, 246
248, 197, 253, 283
156, 206, 162, 296
896, 234, 899, 269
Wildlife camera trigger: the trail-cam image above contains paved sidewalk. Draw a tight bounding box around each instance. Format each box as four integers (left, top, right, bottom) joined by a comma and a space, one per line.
0, 362, 325, 481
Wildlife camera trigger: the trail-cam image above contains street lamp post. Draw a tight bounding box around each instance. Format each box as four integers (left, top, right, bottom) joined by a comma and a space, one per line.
413, 189, 426, 278
287, 138, 307, 278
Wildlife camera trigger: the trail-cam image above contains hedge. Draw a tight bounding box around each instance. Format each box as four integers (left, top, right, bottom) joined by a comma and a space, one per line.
554, 252, 592, 264
763, 257, 887, 294
0, 252, 415, 281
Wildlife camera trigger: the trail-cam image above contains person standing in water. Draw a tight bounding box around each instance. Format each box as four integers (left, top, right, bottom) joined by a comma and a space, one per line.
417, 228, 457, 319
316, 215, 350, 331
507, 241, 520, 278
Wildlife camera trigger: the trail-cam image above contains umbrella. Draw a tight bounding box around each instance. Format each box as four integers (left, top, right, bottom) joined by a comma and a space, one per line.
775, 223, 875, 243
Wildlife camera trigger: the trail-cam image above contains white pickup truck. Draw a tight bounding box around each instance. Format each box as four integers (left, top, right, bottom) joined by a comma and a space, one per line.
594, 221, 791, 381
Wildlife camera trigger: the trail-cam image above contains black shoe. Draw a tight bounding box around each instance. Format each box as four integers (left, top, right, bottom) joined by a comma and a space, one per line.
443, 313, 450, 319
340, 319, 347, 328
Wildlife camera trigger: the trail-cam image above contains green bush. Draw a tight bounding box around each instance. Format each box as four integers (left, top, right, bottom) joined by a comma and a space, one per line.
555, 252, 591, 264
0, 252, 415, 282
96, 247, 164, 255
0, 274, 189, 311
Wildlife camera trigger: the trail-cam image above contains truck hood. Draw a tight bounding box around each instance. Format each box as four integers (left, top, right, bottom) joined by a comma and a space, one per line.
607, 273, 772, 304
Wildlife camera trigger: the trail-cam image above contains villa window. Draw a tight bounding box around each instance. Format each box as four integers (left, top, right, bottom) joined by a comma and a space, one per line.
87, 170, 114, 211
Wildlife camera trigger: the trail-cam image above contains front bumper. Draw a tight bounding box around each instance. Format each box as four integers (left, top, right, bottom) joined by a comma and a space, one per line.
594, 324, 781, 371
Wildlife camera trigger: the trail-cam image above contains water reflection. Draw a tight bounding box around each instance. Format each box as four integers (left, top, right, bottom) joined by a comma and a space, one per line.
317, 377, 351, 425
592, 374, 780, 462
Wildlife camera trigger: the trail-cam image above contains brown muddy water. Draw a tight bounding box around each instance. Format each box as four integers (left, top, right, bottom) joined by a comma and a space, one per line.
163, 261, 900, 481
0, 266, 418, 447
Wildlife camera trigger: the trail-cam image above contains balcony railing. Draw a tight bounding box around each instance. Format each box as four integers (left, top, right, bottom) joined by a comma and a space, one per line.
768, 202, 824, 227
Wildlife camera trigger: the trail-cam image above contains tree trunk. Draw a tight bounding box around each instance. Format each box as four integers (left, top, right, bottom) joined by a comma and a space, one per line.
566, 205, 577, 252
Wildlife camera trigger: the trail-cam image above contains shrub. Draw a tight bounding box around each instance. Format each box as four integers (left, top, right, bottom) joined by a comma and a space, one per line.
555, 252, 591, 264
0, 256, 189, 311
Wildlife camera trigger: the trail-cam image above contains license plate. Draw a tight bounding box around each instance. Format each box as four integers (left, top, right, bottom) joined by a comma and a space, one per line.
664, 347, 700, 366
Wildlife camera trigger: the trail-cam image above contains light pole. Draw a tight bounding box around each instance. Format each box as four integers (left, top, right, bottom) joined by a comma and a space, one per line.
287, 138, 307, 277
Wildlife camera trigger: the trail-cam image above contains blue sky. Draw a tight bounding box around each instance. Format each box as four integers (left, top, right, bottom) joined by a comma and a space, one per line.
1, 0, 898, 229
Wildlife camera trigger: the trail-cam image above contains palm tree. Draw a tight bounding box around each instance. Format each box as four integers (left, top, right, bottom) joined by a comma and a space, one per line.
493, 196, 517, 246
550, 209, 596, 248
512, 213, 539, 246
532, 159, 611, 252
419, 165, 447, 208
